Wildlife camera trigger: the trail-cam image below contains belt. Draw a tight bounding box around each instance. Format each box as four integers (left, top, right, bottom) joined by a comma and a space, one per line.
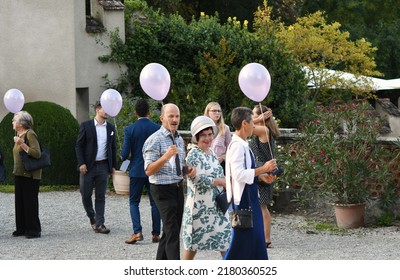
151, 181, 183, 187
95, 159, 108, 164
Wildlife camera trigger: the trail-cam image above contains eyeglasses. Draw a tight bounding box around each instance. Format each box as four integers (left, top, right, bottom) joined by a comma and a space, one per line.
209, 110, 221, 113
198, 133, 213, 138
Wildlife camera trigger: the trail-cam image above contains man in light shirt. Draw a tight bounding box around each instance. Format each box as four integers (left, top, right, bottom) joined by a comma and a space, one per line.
143, 103, 195, 259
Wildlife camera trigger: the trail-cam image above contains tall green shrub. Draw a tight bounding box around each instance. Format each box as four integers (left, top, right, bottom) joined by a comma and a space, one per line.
0, 101, 80, 186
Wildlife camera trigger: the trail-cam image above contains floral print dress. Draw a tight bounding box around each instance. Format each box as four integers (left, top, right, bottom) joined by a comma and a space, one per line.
182, 145, 231, 252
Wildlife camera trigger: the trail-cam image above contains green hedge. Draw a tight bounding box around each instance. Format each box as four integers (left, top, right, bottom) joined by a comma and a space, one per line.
0, 101, 80, 186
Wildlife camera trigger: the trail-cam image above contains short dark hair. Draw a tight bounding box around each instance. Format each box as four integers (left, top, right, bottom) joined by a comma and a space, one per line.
231, 107, 252, 130
94, 100, 102, 109
135, 99, 150, 117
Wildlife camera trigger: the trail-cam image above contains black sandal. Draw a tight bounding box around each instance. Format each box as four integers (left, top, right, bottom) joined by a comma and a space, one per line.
266, 242, 272, 248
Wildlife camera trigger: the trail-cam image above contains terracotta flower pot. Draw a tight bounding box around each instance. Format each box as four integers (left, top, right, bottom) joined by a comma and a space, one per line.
112, 170, 130, 195
334, 202, 367, 229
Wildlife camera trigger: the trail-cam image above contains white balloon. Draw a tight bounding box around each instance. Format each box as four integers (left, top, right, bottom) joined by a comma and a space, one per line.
3, 88, 25, 113
100, 89, 123, 117
140, 63, 171, 101
238, 63, 271, 102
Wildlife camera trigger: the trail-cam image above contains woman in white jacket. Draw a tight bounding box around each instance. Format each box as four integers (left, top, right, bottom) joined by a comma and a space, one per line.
223, 107, 276, 260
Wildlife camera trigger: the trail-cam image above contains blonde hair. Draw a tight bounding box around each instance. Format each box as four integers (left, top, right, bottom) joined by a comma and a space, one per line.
204, 102, 226, 136
253, 104, 280, 137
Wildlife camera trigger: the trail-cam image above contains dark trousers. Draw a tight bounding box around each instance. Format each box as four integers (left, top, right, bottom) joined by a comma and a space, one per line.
14, 176, 41, 235
150, 183, 184, 260
80, 161, 109, 226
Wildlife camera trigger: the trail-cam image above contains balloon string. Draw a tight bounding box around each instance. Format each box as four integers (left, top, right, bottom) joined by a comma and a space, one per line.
259, 102, 274, 160
113, 117, 122, 154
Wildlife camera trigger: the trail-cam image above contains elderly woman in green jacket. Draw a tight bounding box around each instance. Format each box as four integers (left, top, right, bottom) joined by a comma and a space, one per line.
12, 110, 42, 239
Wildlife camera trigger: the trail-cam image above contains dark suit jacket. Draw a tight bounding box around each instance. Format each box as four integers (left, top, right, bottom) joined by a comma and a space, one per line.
121, 118, 160, 178
75, 119, 117, 173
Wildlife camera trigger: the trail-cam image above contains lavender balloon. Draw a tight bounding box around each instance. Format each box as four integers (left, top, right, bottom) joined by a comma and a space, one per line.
3, 88, 25, 113
140, 63, 171, 101
100, 89, 122, 117
238, 63, 271, 102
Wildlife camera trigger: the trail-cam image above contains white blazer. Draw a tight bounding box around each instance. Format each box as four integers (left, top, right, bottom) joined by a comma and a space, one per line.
225, 134, 255, 205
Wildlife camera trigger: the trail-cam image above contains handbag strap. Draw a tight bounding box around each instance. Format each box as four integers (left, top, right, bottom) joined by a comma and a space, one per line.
23, 130, 42, 150
23, 131, 29, 146
229, 143, 251, 211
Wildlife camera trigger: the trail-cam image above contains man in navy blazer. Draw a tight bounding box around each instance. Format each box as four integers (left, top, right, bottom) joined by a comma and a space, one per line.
121, 99, 161, 244
76, 101, 117, 234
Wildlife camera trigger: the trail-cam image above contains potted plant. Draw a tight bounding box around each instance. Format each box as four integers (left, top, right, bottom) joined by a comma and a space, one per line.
280, 99, 400, 228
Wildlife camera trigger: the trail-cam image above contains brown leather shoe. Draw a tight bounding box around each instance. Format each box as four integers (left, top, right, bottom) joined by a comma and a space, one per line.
125, 233, 143, 244
151, 235, 160, 243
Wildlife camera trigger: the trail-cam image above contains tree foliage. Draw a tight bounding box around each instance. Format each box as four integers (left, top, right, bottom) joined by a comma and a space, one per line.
275, 10, 382, 103
301, 0, 400, 79
147, 1, 399, 80
100, 0, 307, 128
150, 0, 304, 27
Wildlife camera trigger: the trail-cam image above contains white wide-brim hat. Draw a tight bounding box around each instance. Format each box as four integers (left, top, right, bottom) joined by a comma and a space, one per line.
190, 116, 217, 143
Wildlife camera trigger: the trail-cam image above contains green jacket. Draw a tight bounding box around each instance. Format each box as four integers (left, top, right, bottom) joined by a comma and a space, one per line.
13, 129, 42, 180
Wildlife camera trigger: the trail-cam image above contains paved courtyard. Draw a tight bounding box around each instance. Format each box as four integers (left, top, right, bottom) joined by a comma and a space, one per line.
1, 190, 400, 260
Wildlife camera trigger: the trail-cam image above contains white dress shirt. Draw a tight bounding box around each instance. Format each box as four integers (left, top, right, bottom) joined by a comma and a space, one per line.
94, 119, 107, 161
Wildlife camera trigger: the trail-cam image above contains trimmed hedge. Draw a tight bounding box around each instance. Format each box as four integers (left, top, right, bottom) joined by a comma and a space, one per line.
0, 101, 80, 186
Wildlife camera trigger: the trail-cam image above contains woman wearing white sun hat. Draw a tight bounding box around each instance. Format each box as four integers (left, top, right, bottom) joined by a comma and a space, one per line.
181, 116, 231, 260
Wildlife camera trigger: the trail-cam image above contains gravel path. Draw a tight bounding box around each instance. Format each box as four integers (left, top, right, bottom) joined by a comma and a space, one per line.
1, 190, 400, 260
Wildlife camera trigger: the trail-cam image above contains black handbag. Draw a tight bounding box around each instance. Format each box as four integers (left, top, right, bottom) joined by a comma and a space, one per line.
230, 207, 253, 229
230, 190, 253, 229
20, 133, 51, 172
215, 189, 229, 214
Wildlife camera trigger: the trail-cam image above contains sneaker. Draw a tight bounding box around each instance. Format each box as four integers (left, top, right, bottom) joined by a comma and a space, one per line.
125, 233, 143, 244
95, 225, 110, 234
151, 235, 160, 243
90, 218, 96, 230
